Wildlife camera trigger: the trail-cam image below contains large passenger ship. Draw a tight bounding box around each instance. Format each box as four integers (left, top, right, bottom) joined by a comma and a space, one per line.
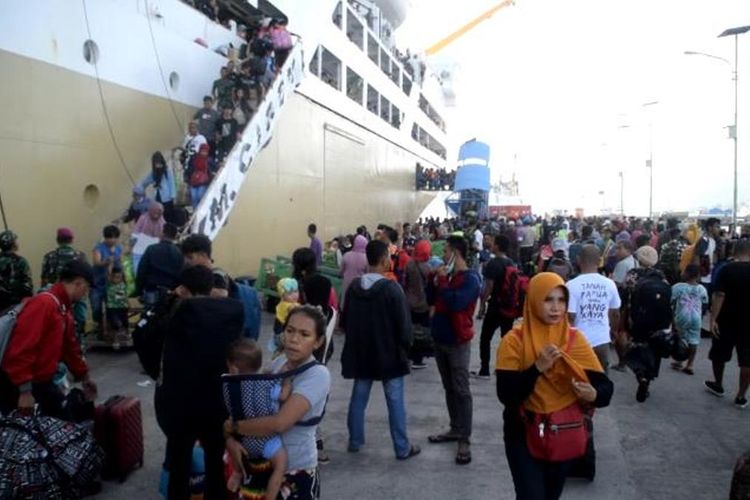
0, 0, 449, 276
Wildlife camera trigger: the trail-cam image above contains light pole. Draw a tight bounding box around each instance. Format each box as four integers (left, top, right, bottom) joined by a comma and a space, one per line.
685, 24, 750, 232
643, 101, 659, 220
618, 171, 624, 216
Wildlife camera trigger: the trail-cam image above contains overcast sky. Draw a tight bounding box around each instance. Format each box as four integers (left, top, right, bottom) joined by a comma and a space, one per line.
397, 0, 750, 216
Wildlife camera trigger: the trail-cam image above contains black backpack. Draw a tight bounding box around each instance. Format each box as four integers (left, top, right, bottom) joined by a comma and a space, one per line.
248, 57, 266, 77
250, 37, 273, 57
629, 271, 672, 340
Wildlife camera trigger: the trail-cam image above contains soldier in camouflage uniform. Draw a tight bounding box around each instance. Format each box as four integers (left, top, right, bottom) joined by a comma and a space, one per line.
656, 227, 689, 285
40, 227, 88, 287
0, 230, 34, 311
40, 228, 88, 339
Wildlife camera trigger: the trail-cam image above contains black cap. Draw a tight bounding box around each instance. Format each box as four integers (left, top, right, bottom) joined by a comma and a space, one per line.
59, 260, 95, 286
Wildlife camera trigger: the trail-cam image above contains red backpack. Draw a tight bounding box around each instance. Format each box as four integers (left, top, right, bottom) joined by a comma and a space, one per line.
497, 263, 529, 319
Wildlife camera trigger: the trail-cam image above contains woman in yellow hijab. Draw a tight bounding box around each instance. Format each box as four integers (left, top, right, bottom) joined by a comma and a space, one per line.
496, 272, 614, 500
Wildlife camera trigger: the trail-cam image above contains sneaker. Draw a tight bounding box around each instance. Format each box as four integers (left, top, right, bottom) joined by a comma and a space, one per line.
704, 381, 725, 398
470, 370, 491, 380
735, 397, 748, 409
411, 362, 427, 370
636, 379, 650, 403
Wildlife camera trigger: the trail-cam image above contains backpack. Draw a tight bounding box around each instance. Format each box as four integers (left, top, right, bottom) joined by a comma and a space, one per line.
496, 263, 529, 319
0, 302, 24, 365
628, 271, 672, 339
250, 37, 274, 57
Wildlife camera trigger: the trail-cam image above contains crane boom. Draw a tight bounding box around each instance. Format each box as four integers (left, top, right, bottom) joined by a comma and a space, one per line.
425, 0, 514, 56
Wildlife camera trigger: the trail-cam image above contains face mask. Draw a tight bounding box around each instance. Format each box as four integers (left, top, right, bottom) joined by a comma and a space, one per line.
445, 254, 456, 275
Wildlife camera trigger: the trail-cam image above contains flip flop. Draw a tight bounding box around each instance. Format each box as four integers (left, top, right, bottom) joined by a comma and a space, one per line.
670, 362, 684, 371
428, 433, 461, 443
455, 449, 472, 465
682, 367, 694, 375
396, 445, 421, 461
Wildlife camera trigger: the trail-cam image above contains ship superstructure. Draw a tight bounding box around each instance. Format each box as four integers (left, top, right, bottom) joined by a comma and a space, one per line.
0, 0, 449, 275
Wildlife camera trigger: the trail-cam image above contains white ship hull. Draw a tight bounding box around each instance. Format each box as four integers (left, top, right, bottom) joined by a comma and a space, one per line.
0, 0, 447, 276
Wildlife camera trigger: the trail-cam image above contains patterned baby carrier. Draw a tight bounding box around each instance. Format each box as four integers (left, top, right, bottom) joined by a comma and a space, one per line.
222, 361, 325, 458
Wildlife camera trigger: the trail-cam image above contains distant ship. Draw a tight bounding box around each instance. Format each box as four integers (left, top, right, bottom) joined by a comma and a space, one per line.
0, 0, 449, 276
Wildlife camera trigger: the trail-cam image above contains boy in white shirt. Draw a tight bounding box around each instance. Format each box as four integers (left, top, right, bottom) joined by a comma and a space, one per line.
567, 245, 621, 372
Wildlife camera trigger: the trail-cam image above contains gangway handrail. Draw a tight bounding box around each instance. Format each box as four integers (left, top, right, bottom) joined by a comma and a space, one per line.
187, 42, 305, 240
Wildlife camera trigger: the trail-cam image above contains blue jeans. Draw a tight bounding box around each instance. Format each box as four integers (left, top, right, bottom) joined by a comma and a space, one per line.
89, 286, 106, 324
347, 377, 410, 457
190, 185, 208, 209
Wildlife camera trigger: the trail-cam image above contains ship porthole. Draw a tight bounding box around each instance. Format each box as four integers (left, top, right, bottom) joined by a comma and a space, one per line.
169, 71, 180, 91
83, 40, 99, 64
83, 184, 100, 209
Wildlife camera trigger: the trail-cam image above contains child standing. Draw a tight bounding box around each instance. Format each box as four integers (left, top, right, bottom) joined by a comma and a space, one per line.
106, 267, 130, 344
671, 264, 709, 374
225, 339, 289, 500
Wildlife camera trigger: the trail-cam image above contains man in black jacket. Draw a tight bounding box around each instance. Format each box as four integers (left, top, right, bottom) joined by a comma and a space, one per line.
154, 265, 244, 499
341, 240, 420, 460
135, 222, 184, 305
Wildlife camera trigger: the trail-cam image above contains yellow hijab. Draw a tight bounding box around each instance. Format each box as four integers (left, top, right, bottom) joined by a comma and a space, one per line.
496, 272, 603, 414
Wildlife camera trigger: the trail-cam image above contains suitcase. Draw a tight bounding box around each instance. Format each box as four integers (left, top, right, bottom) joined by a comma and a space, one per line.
94, 395, 144, 482
567, 415, 595, 481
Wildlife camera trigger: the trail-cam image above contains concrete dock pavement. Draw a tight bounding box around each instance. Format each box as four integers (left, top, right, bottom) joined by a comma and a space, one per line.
87, 313, 745, 499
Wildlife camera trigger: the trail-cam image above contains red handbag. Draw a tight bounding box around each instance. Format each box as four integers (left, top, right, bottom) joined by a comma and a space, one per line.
521, 402, 588, 462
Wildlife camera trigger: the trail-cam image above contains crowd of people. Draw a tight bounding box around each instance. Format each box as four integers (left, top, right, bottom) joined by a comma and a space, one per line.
415, 164, 455, 191
2, 206, 749, 499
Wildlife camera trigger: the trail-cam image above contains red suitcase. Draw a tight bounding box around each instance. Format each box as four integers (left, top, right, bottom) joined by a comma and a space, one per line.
94, 395, 144, 482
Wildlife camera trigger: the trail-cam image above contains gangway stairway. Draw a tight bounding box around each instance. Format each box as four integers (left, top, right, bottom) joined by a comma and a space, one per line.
186, 41, 305, 240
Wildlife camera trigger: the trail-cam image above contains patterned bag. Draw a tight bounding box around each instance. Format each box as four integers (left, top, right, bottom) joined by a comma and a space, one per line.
0, 413, 104, 499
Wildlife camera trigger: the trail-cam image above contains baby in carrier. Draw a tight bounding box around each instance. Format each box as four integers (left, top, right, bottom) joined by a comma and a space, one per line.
224, 339, 290, 500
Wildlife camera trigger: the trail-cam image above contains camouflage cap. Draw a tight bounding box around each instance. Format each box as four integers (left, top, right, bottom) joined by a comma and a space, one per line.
0, 230, 17, 251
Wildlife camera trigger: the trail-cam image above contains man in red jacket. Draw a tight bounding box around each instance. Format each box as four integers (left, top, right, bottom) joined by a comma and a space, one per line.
0, 260, 97, 417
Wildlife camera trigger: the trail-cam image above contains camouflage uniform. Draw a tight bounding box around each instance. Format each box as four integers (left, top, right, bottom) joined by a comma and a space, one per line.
40, 245, 88, 286
657, 238, 689, 285
40, 245, 88, 339
0, 251, 33, 311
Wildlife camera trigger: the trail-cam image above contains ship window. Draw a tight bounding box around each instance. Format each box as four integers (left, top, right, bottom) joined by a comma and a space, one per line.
367, 85, 378, 115
368, 34, 378, 66
332, 2, 342, 29
391, 104, 401, 129
402, 75, 412, 96
321, 48, 341, 90
347, 10, 364, 50
83, 40, 99, 65
346, 68, 363, 105
380, 48, 390, 76
310, 47, 321, 77
380, 95, 391, 122
391, 65, 400, 87
169, 71, 179, 91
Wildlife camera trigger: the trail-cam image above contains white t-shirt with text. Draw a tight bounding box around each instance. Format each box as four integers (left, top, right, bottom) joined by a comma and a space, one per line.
567, 273, 621, 347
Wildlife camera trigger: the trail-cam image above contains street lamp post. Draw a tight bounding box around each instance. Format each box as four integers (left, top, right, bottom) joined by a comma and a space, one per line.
685, 25, 750, 232
643, 101, 659, 220
618, 171, 624, 215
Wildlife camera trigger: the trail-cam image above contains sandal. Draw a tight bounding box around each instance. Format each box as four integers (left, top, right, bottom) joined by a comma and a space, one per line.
455, 445, 472, 465
396, 445, 421, 461
682, 367, 694, 375
670, 362, 684, 371
428, 433, 461, 444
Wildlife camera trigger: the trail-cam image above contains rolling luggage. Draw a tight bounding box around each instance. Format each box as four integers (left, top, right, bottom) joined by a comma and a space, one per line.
94, 395, 144, 482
